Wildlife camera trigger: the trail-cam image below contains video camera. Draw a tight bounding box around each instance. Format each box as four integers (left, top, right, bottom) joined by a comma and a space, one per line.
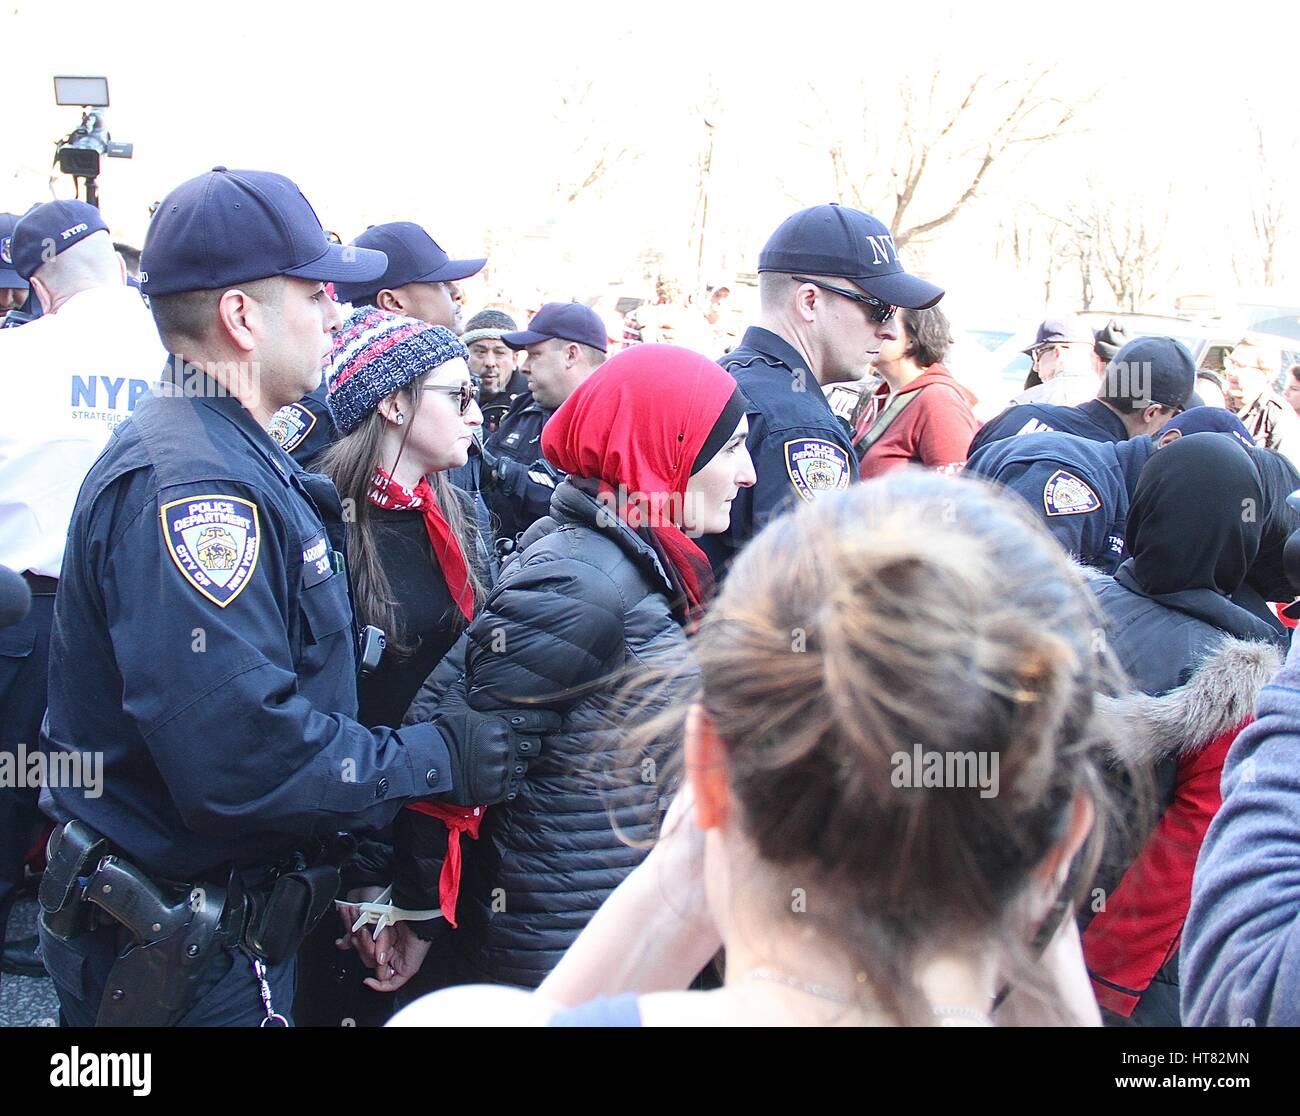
52, 76, 133, 208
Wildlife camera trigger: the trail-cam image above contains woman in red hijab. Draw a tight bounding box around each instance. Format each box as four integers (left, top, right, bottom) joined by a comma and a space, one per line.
372, 344, 754, 997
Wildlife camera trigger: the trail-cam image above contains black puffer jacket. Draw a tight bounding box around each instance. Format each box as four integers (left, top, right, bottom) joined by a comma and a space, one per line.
401, 478, 690, 987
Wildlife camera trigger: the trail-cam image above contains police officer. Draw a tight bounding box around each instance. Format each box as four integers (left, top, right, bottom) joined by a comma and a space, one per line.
269, 221, 486, 468
0, 213, 30, 318
37, 168, 547, 1027
967, 407, 1258, 573
967, 430, 1154, 573
0, 201, 166, 974
699, 203, 943, 576
969, 336, 1197, 455
481, 302, 609, 549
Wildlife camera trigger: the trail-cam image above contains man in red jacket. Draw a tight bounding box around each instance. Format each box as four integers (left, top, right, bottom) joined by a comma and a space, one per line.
856, 305, 979, 479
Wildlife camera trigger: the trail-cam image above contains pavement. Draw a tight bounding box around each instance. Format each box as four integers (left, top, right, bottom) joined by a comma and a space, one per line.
0, 897, 60, 1027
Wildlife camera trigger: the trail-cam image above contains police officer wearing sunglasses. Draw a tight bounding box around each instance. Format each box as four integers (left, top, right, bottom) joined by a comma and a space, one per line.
700, 203, 944, 577
37, 168, 549, 1027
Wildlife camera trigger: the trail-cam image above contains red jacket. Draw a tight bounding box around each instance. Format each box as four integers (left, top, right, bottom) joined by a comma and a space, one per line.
856, 365, 979, 480
1080, 639, 1282, 1018
1083, 725, 1236, 1016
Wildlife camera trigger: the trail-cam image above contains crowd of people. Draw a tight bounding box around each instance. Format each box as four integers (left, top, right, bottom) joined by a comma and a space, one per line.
0, 168, 1297, 1029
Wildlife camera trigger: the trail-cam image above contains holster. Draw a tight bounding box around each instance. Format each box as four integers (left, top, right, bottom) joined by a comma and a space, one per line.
39, 820, 237, 1026
39, 820, 340, 1024
94, 880, 232, 1027
240, 865, 339, 965
38, 820, 106, 940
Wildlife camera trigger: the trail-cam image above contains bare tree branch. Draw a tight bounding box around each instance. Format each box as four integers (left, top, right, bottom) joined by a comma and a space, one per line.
819, 66, 1085, 249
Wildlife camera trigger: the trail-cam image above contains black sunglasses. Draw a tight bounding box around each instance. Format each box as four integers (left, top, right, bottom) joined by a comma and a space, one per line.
792, 276, 897, 324
422, 382, 479, 415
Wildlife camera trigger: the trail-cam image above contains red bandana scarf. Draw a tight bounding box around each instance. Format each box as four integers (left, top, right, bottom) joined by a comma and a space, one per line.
541, 344, 737, 625
368, 466, 474, 623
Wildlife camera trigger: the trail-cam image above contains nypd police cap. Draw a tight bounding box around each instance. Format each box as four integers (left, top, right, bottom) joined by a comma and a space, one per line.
501, 302, 608, 353
10, 199, 108, 281
141, 167, 388, 297
332, 222, 486, 305
758, 203, 943, 310
1106, 335, 1197, 410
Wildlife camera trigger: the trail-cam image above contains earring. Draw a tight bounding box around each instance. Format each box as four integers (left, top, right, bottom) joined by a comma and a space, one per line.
395, 413, 405, 425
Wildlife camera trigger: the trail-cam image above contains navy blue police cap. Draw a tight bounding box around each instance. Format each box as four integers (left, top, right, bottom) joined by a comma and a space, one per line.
758, 203, 943, 309
140, 167, 388, 297
501, 301, 608, 352
0, 213, 31, 288
1021, 317, 1093, 355
332, 222, 485, 305
1162, 406, 1256, 450
1105, 336, 1197, 410
10, 200, 108, 282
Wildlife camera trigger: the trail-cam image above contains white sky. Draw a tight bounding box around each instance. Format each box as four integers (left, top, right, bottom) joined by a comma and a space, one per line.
4, 0, 1299, 322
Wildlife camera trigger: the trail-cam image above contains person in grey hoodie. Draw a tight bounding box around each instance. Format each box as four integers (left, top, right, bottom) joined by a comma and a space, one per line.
1181, 630, 1300, 1026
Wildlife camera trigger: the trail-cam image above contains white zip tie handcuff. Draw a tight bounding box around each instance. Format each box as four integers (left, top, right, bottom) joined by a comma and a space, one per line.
335, 885, 444, 939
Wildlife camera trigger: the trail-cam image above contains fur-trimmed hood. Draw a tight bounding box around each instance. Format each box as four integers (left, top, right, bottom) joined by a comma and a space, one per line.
1092, 638, 1282, 766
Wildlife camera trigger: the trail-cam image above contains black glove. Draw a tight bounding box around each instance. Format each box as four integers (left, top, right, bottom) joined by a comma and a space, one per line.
433, 707, 557, 805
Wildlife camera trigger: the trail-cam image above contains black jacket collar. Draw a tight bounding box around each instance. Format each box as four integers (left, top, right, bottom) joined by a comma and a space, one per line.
736, 326, 813, 379
513, 478, 677, 606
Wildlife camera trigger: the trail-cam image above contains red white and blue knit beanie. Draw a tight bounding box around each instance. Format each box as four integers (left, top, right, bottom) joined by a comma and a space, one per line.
327, 306, 468, 435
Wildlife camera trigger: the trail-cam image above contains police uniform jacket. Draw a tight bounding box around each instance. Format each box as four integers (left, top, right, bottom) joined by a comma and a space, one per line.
966, 430, 1155, 572
967, 397, 1129, 457
700, 326, 855, 576
268, 381, 338, 470
482, 391, 560, 547
41, 363, 455, 882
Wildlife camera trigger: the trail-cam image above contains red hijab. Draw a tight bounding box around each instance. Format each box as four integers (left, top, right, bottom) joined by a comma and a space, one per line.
542, 344, 738, 621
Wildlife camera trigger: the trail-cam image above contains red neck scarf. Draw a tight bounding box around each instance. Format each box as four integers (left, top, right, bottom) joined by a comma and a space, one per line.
368, 466, 474, 623
541, 344, 738, 625
404, 800, 483, 926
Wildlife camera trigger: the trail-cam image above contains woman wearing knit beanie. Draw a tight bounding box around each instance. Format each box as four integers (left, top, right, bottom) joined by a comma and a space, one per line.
368, 344, 755, 997
318, 306, 488, 728
297, 307, 492, 1026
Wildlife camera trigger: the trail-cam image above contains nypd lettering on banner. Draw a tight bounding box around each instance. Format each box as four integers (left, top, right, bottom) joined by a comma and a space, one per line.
267, 402, 317, 453
1042, 470, 1101, 517
161, 495, 261, 607
784, 438, 851, 502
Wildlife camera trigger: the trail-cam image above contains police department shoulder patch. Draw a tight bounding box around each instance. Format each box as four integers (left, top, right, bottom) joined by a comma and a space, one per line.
784, 438, 851, 503
0, 236, 11, 267
161, 495, 261, 607
267, 403, 317, 453
1042, 470, 1100, 517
